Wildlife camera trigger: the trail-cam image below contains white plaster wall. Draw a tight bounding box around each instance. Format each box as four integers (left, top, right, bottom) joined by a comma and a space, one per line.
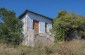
21, 14, 33, 34
21, 14, 35, 46
27, 14, 33, 31
39, 21, 45, 33
47, 23, 52, 33
21, 12, 52, 33
27, 12, 52, 33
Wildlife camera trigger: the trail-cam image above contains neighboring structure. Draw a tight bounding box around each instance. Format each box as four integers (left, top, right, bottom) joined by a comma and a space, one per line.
19, 10, 53, 47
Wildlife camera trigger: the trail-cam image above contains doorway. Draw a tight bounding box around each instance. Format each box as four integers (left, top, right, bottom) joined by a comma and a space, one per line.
33, 20, 39, 33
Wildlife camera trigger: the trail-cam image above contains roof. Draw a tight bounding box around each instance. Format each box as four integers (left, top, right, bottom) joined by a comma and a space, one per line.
18, 10, 53, 20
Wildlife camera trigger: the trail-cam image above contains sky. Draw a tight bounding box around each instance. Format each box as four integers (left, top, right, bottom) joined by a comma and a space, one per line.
0, 0, 85, 18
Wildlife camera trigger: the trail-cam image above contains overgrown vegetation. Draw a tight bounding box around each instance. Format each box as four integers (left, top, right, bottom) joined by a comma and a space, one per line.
52, 11, 85, 42
0, 8, 22, 45
0, 40, 85, 55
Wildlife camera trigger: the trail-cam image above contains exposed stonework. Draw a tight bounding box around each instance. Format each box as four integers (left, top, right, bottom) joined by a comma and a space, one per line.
34, 33, 54, 47
22, 30, 35, 47
22, 30, 54, 47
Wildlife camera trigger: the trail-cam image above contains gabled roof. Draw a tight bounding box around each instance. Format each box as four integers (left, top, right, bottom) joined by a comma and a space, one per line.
18, 10, 53, 20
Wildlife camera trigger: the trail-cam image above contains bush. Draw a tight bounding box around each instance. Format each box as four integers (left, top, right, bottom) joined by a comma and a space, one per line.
0, 8, 22, 45
52, 11, 85, 42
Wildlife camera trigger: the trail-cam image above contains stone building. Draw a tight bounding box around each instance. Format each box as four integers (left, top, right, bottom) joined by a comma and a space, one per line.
19, 10, 54, 47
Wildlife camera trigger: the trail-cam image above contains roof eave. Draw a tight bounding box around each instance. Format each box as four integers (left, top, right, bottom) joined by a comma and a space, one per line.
18, 10, 53, 21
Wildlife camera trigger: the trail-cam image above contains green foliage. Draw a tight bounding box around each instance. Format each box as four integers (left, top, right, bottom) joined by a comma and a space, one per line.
0, 8, 22, 45
53, 11, 85, 42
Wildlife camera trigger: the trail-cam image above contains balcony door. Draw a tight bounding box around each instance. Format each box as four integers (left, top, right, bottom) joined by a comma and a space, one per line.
33, 20, 39, 33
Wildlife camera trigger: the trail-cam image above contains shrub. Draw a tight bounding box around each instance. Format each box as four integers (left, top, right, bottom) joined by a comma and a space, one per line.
52, 11, 85, 42
0, 8, 22, 45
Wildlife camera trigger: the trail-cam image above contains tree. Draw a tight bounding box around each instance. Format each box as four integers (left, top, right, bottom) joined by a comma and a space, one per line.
0, 8, 22, 45
52, 11, 85, 42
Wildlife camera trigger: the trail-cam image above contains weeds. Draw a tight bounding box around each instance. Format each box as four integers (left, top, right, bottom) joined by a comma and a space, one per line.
0, 40, 85, 55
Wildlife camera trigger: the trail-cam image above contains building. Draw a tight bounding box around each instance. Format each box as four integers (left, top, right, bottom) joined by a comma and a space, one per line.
19, 10, 53, 46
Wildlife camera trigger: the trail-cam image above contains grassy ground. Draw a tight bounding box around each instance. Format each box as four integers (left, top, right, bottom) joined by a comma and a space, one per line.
0, 40, 85, 55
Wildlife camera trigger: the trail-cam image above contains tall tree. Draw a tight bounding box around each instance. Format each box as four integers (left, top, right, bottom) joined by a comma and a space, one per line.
0, 8, 22, 45
53, 11, 85, 42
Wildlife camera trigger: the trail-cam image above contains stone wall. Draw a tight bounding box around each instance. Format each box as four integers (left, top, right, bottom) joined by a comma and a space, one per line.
34, 33, 54, 47
22, 30, 54, 47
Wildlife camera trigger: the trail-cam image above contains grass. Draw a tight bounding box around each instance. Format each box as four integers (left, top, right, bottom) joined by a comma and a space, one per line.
0, 40, 85, 55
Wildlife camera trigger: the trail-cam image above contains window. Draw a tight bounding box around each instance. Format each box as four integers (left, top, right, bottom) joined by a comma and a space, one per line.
45, 23, 47, 32
33, 20, 39, 33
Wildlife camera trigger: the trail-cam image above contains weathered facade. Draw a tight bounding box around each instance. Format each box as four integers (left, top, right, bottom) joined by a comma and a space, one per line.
19, 10, 54, 46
